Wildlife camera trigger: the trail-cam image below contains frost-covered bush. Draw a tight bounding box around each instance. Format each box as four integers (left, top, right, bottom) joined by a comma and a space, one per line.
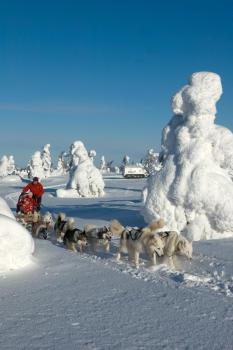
28, 151, 45, 179
0, 197, 34, 272
144, 72, 233, 241
57, 141, 105, 198
41, 144, 52, 177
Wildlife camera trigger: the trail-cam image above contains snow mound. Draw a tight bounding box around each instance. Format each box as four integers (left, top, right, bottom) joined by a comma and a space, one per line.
0, 214, 35, 273
0, 197, 16, 219
0, 198, 34, 273
143, 72, 233, 241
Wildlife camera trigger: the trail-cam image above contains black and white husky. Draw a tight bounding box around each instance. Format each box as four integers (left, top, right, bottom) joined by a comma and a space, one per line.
63, 228, 88, 252
84, 224, 112, 252
54, 213, 75, 242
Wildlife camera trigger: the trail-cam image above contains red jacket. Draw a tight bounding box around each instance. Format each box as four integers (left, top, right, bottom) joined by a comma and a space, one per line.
22, 182, 44, 198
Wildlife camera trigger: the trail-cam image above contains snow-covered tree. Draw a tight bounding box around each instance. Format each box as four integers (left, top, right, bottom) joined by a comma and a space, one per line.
41, 144, 52, 177
143, 72, 233, 241
54, 151, 68, 175
0, 156, 9, 178
57, 141, 105, 198
7, 155, 16, 175
100, 155, 107, 173
88, 150, 96, 163
114, 166, 120, 174
143, 149, 160, 175
122, 155, 130, 166
28, 151, 45, 179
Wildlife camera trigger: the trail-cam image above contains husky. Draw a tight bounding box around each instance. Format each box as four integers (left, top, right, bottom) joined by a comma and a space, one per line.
157, 231, 193, 268
54, 213, 75, 242
63, 227, 88, 252
34, 211, 53, 239
110, 219, 165, 268
84, 224, 112, 252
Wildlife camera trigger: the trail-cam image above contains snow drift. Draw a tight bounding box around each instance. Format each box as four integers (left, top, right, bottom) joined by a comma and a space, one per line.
143, 72, 233, 241
0, 197, 34, 272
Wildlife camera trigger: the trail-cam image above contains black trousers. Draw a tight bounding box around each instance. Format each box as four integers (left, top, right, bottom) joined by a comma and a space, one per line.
33, 195, 42, 211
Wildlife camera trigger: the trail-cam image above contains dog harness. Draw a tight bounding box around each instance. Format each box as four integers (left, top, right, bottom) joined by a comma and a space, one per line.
122, 227, 143, 241
87, 227, 111, 241
65, 228, 85, 243
157, 231, 171, 238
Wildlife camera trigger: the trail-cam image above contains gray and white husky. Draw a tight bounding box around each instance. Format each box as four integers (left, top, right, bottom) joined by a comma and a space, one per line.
156, 230, 193, 268
110, 219, 166, 268
84, 224, 112, 252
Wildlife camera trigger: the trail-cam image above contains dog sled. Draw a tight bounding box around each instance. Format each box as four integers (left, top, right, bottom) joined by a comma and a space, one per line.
16, 211, 53, 239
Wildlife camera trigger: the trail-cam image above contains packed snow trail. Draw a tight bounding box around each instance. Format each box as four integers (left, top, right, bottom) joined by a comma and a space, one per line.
0, 175, 233, 349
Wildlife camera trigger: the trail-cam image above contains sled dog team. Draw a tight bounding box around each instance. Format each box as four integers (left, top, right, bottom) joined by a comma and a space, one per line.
53, 213, 192, 268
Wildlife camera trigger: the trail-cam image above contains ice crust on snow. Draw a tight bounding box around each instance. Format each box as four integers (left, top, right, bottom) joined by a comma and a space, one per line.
57, 141, 105, 198
144, 72, 233, 240
0, 198, 34, 272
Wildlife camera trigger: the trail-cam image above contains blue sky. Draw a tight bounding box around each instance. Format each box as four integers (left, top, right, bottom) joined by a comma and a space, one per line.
0, 0, 233, 166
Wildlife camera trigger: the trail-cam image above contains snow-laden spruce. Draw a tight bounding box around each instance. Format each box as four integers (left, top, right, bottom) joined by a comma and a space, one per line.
100, 155, 107, 173
7, 155, 16, 175
28, 151, 45, 179
0, 156, 9, 178
0, 155, 17, 180
143, 148, 161, 175
0, 197, 34, 273
41, 144, 52, 177
53, 151, 68, 176
143, 72, 233, 241
57, 141, 105, 198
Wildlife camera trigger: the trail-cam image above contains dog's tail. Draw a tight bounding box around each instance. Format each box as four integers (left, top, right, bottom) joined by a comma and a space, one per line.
142, 218, 165, 234
110, 219, 125, 236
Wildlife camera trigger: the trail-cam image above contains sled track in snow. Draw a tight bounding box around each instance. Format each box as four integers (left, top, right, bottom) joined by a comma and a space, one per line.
53, 237, 233, 299
87, 252, 233, 298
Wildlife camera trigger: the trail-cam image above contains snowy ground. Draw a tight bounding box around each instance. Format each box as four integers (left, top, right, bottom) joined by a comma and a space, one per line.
0, 175, 233, 350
